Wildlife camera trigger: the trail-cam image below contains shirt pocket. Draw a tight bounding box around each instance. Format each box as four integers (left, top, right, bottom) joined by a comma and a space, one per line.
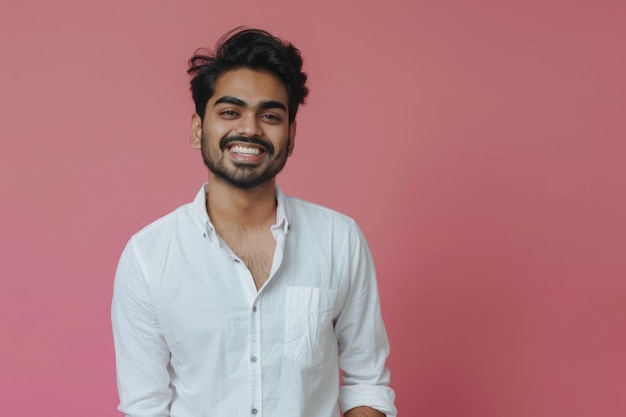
284, 286, 338, 368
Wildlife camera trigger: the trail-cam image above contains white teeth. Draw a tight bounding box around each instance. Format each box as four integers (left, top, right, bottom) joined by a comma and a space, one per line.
230, 146, 261, 155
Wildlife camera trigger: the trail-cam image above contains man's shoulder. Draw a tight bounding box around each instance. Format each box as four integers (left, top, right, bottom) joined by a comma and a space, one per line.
130, 201, 196, 245
285, 194, 358, 231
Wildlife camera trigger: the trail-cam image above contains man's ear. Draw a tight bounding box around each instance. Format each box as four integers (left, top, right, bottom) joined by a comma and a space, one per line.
190, 113, 202, 149
288, 121, 297, 156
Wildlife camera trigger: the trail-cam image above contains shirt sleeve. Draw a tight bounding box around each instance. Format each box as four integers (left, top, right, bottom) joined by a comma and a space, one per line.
111, 239, 173, 417
335, 223, 397, 417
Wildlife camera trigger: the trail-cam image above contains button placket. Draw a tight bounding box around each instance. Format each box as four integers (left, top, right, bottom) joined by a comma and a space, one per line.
249, 294, 262, 417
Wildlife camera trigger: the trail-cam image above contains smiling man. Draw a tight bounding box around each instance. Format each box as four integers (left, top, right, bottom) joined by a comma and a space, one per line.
112, 28, 396, 417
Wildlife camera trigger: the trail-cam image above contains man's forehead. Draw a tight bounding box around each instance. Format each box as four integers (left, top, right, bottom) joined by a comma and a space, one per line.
212, 68, 288, 105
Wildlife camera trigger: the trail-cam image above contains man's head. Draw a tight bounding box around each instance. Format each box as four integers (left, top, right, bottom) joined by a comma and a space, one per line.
188, 28, 309, 189
188, 27, 309, 125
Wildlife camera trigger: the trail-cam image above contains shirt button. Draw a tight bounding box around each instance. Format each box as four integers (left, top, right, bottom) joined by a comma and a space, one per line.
251, 408, 258, 414
234, 258, 240, 263
251, 356, 257, 362
252, 306, 257, 312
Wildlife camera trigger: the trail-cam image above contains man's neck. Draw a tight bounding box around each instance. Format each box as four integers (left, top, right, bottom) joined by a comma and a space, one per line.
206, 175, 277, 230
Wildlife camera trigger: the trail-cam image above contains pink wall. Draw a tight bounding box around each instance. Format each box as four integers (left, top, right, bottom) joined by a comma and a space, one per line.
1, 1, 625, 416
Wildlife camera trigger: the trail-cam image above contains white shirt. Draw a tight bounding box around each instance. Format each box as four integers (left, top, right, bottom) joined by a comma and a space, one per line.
112, 184, 396, 417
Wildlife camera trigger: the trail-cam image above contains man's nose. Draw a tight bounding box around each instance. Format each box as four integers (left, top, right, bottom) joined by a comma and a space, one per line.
235, 112, 262, 137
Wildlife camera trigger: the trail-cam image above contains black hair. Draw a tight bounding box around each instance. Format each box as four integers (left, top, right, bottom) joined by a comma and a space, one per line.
188, 27, 309, 124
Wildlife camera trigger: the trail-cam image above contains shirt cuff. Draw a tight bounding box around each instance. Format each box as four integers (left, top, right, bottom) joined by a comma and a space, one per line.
339, 384, 397, 417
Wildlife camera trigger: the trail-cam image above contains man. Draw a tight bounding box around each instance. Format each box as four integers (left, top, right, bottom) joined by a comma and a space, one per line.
112, 27, 396, 417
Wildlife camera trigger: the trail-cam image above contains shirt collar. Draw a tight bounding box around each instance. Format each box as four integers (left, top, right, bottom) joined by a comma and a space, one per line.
274, 186, 291, 236
192, 183, 291, 238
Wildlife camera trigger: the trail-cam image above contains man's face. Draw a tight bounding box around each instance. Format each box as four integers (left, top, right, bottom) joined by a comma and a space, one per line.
191, 68, 296, 189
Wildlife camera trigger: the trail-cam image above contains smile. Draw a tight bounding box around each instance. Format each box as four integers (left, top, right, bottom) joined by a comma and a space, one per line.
229, 145, 262, 156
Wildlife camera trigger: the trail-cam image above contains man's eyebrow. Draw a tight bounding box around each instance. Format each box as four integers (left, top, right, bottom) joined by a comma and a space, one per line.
214, 96, 246, 107
214, 96, 287, 112
259, 100, 287, 112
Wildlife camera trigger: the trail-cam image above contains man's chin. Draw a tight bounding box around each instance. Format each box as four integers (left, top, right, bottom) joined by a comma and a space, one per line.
205, 158, 286, 190
231, 161, 263, 169
212, 171, 274, 190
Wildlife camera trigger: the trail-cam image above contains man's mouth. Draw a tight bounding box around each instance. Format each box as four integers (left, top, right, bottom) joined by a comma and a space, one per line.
220, 135, 274, 156
228, 145, 262, 156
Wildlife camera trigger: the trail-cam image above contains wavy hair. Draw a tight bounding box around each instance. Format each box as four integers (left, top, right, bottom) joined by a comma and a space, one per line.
188, 27, 309, 124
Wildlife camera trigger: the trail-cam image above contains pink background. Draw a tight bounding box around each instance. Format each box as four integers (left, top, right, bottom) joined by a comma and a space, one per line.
1, 1, 625, 416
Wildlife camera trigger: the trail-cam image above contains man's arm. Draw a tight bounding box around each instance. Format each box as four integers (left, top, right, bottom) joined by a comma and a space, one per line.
335, 223, 397, 417
111, 240, 173, 417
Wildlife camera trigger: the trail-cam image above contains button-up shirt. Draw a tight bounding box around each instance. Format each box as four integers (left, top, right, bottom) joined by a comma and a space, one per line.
112, 184, 396, 417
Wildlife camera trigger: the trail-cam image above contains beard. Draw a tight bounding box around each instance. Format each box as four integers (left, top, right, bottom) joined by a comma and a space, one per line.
201, 133, 289, 190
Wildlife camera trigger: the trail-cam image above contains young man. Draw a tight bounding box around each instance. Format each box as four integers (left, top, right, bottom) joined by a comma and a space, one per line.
112, 28, 396, 417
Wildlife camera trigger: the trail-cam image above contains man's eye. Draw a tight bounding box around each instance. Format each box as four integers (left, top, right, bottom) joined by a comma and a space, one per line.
221, 110, 238, 117
262, 114, 281, 122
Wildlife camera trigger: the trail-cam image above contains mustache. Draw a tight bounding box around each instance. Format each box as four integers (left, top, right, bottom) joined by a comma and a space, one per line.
220, 135, 274, 155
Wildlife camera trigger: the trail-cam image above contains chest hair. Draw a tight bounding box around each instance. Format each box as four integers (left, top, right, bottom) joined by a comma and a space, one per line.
218, 226, 276, 290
